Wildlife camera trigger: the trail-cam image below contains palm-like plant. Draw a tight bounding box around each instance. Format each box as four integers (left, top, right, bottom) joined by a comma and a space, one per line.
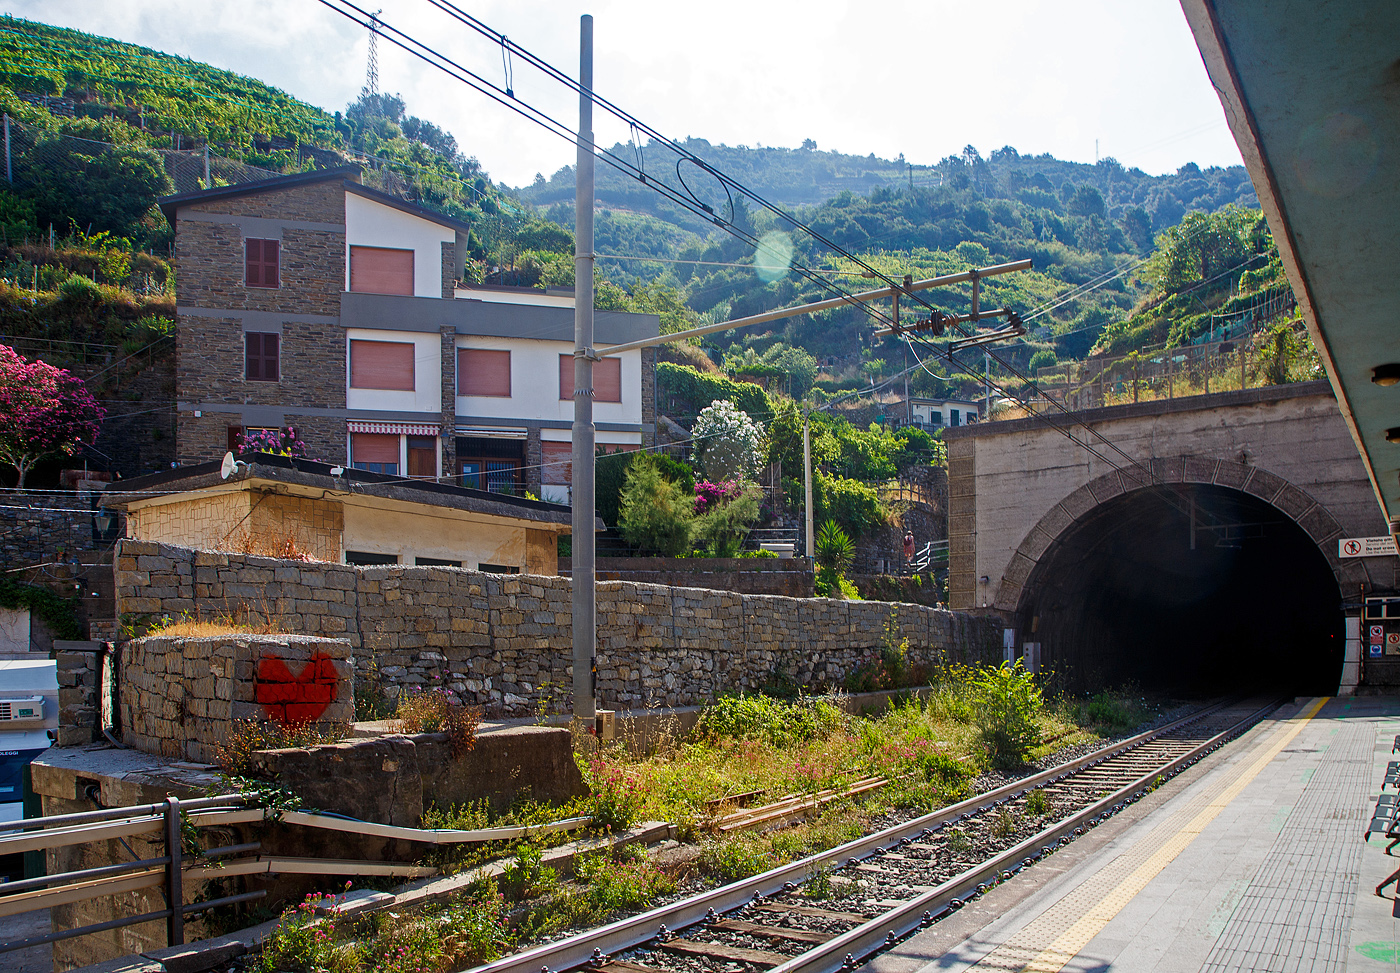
814, 520, 855, 575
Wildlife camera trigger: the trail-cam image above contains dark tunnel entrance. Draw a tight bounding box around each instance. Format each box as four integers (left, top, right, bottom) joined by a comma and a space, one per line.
1014, 483, 1343, 696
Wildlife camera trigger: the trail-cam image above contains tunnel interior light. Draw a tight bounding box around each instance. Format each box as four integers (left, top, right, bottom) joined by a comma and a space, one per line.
1373, 364, 1400, 386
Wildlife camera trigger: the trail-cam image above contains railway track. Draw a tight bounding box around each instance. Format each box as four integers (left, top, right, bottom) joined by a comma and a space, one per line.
466, 696, 1284, 973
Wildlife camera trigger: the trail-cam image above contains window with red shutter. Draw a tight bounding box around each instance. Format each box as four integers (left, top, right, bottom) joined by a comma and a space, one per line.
457, 349, 511, 397
349, 246, 415, 295
349, 340, 415, 390
559, 354, 621, 402
350, 433, 400, 474
245, 239, 280, 288
244, 332, 280, 382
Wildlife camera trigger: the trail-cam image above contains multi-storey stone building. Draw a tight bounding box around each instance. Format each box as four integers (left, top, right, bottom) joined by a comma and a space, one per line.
160, 165, 658, 503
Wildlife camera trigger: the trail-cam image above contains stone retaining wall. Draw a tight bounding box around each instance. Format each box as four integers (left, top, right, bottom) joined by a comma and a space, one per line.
115, 539, 1002, 716
561, 556, 815, 597
120, 633, 354, 762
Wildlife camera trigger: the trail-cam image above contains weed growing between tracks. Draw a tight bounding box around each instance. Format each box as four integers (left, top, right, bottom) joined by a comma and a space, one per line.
235, 675, 1168, 973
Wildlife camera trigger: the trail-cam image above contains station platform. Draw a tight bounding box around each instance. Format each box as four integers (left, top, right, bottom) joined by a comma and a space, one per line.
868, 696, 1400, 973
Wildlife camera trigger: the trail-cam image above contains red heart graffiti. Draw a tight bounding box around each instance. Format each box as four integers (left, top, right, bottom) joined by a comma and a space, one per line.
256, 654, 339, 726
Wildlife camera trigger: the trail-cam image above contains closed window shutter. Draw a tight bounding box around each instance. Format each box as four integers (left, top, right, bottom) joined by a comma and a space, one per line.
245, 239, 279, 288
595, 357, 622, 402
351, 433, 400, 465
457, 349, 511, 397
558, 354, 622, 401
350, 340, 415, 390
245, 333, 279, 381
349, 246, 415, 295
541, 441, 572, 485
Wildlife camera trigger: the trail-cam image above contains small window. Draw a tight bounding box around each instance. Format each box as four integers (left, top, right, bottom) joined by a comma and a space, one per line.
349, 245, 414, 295
346, 551, 399, 565
930, 412, 943, 426
350, 339, 415, 390
559, 354, 622, 402
351, 432, 399, 474
245, 332, 280, 382
477, 563, 520, 575
407, 435, 436, 478
245, 239, 280, 288
457, 348, 511, 397
540, 441, 572, 486
414, 557, 462, 567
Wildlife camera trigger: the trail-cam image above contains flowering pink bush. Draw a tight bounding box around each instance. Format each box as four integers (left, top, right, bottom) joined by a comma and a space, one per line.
693, 478, 741, 515
238, 426, 307, 458
0, 344, 104, 487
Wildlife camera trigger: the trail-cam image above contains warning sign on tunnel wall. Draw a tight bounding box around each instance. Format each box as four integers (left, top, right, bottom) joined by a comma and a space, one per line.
1340, 536, 1398, 558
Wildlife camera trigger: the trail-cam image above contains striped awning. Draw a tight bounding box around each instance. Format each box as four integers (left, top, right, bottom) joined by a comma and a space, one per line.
347, 421, 440, 436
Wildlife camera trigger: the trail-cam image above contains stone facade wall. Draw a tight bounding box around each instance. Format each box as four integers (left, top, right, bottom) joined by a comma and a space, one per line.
115, 539, 1002, 716
55, 642, 102, 747
127, 492, 250, 553
120, 633, 354, 762
0, 491, 122, 566
175, 178, 351, 466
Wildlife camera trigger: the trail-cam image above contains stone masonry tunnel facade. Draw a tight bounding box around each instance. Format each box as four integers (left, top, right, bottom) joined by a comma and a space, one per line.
946, 382, 1400, 695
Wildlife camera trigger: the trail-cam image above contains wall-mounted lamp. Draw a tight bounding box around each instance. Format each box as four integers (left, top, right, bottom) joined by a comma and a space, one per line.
979, 575, 990, 585
1373, 364, 1400, 387
94, 511, 113, 534
1386, 428, 1400, 444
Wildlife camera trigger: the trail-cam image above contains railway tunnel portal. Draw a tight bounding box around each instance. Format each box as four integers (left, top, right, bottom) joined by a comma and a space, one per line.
945, 381, 1398, 695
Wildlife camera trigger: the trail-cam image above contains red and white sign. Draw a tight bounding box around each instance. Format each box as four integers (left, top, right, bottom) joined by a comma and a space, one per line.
1371, 624, 1385, 644
1340, 536, 1398, 558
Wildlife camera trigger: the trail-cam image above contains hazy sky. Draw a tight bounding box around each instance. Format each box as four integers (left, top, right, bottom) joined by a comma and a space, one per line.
11, 0, 1242, 188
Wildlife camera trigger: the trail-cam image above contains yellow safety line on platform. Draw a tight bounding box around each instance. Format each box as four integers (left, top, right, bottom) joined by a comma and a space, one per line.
970, 697, 1329, 972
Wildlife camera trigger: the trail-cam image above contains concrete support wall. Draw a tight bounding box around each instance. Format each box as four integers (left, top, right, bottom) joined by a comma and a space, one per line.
115, 539, 1002, 716
946, 383, 1396, 611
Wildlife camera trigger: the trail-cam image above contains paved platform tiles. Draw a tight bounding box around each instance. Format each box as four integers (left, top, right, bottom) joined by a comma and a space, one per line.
868, 696, 1400, 973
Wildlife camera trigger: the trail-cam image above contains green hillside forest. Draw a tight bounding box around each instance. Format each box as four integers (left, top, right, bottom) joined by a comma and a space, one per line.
0, 15, 1312, 432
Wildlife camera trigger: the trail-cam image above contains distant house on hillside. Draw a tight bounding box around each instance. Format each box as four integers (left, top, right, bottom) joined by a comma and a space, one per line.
159, 165, 658, 504
894, 396, 982, 430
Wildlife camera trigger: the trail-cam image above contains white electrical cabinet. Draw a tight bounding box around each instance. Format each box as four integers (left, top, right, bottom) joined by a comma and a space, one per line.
0, 659, 58, 823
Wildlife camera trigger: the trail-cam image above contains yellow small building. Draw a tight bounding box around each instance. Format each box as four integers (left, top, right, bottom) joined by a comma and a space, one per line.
104, 453, 588, 574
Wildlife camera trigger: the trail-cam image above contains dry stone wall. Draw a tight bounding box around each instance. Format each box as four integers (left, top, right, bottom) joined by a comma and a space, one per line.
120, 633, 354, 762
115, 539, 1002, 716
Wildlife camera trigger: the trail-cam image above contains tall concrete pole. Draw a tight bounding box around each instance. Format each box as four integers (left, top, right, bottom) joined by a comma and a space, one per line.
571, 14, 597, 726
803, 415, 814, 558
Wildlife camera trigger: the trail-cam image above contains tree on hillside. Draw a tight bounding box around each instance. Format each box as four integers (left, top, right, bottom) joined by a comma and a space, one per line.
24, 132, 169, 239
0, 345, 104, 487
1149, 206, 1262, 294
692, 400, 765, 483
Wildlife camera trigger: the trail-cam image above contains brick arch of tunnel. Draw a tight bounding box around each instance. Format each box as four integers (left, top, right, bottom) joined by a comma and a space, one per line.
1003, 462, 1347, 695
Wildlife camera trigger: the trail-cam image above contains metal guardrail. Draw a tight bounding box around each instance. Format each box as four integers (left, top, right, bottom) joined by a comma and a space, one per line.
0, 793, 263, 953
0, 792, 596, 955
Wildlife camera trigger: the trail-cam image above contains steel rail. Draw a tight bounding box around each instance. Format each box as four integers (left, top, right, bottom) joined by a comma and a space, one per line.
765, 696, 1284, 973
461, 697, 1250, 973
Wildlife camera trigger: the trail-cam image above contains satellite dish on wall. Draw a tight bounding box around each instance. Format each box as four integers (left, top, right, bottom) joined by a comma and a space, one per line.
220, 451, 238, 480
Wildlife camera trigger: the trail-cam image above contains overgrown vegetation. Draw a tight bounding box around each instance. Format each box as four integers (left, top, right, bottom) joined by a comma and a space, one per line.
392, 688, 482, 760
0, 577, 80, 639
214, 719, 352, 777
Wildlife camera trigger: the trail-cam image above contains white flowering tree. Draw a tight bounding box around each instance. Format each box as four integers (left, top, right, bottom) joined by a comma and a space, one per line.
691, 399, 766, 483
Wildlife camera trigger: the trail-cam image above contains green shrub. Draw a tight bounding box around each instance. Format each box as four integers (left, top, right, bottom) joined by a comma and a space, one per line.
695, 693, 844, 747
617, 454, 695, 555
970, 662, 1043, 769
1086, 692, 1139, 731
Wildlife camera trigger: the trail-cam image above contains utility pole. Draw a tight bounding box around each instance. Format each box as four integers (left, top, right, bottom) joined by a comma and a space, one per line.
203, 145, 211, 190
571, 14, 597, 728
803, 415, 814, 558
